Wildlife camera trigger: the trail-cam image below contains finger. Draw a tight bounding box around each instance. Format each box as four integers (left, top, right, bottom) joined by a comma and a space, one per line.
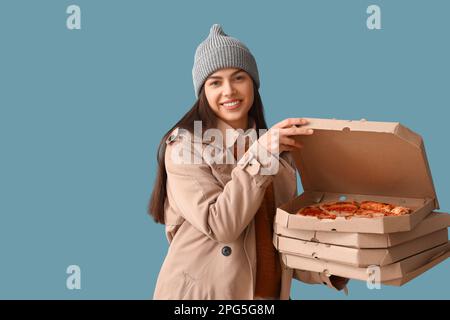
273, 118, 309, 129
280, 137, 303, 148
280, 136, 297, 147
281, 127, 314, 136
281, 143, 302, 152
291, 118, 309, 128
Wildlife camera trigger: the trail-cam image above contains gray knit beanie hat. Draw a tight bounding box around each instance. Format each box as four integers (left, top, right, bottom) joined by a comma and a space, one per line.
192, 24, 260, 98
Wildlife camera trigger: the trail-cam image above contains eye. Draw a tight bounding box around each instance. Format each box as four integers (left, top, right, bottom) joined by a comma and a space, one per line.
235, 75, 244, 80
209, 81, 220, 87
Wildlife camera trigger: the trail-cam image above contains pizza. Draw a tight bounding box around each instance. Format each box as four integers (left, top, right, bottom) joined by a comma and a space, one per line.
354, 208, 386, 218
360, 201, 395, 213
297, 206, 337, 219
388, 206, 411, 216
319, 201, 359, 217
296, 200, 412, 219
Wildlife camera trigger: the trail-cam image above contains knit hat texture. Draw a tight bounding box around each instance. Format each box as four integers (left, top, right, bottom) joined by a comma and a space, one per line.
192, 24, 260, 98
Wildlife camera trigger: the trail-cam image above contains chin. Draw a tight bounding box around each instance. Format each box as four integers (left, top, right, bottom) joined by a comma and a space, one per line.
220, 112, 245, 122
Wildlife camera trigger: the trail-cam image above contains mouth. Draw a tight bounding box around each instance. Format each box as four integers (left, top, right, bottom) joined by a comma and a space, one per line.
220, 99, 242, 110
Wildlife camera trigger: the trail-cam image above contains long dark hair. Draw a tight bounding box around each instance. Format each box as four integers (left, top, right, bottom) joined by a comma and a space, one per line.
148, 83, 269, 224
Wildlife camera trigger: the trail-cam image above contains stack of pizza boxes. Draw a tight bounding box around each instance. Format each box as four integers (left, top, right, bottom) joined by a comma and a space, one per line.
273, 118, 449, 286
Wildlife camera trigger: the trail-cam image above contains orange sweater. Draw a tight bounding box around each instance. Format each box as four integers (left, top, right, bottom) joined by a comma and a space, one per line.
254, 182, 281, 299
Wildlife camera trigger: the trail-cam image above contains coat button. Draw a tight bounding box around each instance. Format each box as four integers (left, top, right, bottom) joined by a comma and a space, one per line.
222, 246, 232, 256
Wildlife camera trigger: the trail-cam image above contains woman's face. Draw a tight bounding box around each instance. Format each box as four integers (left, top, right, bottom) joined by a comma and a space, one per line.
204, 68, 254, 129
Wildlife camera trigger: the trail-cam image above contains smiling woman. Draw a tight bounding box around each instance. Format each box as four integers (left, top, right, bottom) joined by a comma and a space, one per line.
149, 24, 347, 300
204, 68, 255, 129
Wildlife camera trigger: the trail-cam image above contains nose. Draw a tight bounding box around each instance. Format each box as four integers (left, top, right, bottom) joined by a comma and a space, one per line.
222, 80, 236, 96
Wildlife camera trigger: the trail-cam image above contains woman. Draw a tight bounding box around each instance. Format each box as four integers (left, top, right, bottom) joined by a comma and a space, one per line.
149, 24, 348, 299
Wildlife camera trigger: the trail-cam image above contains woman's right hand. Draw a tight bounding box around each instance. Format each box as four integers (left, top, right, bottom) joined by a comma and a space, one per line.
258, 118, 314, 155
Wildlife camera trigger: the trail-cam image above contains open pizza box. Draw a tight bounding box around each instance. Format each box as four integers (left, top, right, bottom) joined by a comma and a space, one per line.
280, 241, 449, 285
274, 211, 450, 248
275, 118, 439, 234
273, 228, 448, 267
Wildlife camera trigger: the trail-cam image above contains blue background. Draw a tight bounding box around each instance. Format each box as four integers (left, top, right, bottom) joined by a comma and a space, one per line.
0, 0, 448, 299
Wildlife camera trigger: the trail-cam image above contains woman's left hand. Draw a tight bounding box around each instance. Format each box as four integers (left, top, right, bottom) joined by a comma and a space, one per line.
329, 275, 350, 291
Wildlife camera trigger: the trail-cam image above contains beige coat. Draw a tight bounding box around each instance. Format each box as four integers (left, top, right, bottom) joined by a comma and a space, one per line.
153, 119, 340, 300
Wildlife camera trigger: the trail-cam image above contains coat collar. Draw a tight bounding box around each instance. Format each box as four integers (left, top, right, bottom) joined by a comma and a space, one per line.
207, 117, 257, 150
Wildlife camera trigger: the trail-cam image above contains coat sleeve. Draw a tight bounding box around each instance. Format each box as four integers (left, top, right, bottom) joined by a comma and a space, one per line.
164, 132, 287, 243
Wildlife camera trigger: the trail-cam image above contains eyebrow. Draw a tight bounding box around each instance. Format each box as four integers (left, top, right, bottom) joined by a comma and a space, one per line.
207, 70, 243, 80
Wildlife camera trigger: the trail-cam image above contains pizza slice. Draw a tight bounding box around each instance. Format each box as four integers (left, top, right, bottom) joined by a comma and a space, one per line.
360, 201, 395, 213
319, 201, 359, 217
296, 206, 337, 219
388, 206, 412, 216
353, 208, 385, 218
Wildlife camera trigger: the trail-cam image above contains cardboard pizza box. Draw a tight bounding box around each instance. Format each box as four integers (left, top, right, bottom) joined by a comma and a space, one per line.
274, 211, 450, 248
273, 228, 448, 267
383, 250, 450, 286
281, 241, 449, 284
276, 118, 439, 234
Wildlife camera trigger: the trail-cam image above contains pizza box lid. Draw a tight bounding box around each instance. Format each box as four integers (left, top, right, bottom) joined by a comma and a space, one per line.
281, 241, 449, 284
273, 228, 448, 267
274, 211, 450, 248
291, 118, 439, 207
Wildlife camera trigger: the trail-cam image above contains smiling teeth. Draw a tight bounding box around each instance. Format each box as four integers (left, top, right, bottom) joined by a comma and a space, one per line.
223, 101, 240, 107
